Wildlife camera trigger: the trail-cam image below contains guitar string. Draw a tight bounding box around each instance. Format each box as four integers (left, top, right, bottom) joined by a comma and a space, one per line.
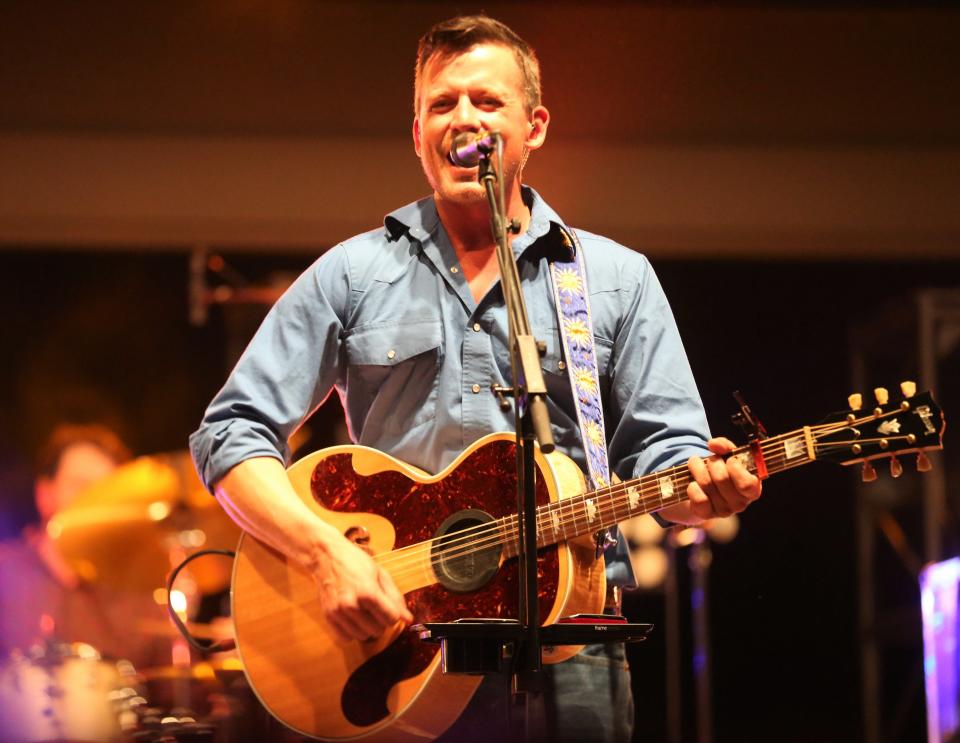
373, 427, 817, 574
371, 402, 923, 571
374, 437, 788, 570
379, 449, 811, 580
407, 403, 915, 568
381, 455, 806, 585
382, 447, 915, 587
376, 402, 922, 569
374, 420, 907, 575
376, 423, 925, 579
378, 430, 924, 579
372, 422, 828, 571
412, 419, 930, 571
383, 441, 926, 586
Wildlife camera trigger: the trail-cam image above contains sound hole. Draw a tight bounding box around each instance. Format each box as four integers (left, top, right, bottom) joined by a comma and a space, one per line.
430, 509, 502, 593
344, 525, 372, 555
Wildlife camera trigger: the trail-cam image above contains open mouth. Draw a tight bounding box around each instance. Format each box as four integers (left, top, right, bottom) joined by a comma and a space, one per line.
445, 154, 478, 171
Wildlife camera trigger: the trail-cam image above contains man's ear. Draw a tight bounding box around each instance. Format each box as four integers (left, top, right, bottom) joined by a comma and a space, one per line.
525, 105, 550, 152
412, 117, 422, 158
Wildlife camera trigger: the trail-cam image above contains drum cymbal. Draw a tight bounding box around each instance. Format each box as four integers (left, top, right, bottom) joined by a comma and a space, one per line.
47, 452, 240, 593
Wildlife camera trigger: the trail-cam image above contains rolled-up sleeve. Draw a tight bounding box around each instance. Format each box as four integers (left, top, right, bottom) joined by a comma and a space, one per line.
189, 245, 351, 491
606, 255, 712, 483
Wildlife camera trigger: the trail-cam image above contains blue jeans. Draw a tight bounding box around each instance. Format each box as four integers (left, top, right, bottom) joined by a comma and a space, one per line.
436, 643, 634, 743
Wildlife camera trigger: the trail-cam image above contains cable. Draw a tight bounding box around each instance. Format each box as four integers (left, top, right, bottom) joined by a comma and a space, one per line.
165, 549, 236, 654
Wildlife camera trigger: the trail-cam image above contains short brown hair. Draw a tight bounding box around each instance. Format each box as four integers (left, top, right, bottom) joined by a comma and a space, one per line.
414, 15, 542, 114
36, 423, 132, 478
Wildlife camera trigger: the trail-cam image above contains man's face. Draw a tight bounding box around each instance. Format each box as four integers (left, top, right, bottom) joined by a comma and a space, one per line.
35, 443, 117, 522
413, 43, 549, 205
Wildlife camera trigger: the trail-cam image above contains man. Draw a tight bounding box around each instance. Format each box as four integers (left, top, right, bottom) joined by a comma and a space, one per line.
190, 15, 761, 742
0, 423, 169, 669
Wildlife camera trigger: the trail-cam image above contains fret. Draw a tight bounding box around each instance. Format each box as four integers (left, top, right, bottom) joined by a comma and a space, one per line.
607, 485, 630, 523
625, 483, 641, 513
677, 468, 690, 503
574, 491, 588, 536
604, 492, 616, 527
584, 496, 598, 524
657, 474, 674, 509
563, 491, 579, 541
761, 440, 782, 475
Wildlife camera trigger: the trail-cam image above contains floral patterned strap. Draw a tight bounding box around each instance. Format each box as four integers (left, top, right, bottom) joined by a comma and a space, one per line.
550, 226, 611, 495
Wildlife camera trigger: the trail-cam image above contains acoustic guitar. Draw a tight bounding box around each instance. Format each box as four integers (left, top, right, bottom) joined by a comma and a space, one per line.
230, 383, 944, 741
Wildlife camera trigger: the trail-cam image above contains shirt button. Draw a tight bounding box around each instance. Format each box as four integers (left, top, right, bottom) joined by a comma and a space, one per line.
471, 383, 481, 394
558, 360, 566, 370
387, 349, 396, 360
472, 323, 482, 332
450, 266, 459, 273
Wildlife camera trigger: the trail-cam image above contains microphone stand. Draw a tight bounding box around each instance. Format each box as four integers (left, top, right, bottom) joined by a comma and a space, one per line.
418, 131, 555, 738
478, 134, 555, 738
416, 133, 653, 741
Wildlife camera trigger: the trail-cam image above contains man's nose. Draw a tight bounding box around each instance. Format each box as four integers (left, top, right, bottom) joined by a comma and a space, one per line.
451, 97, 481, 132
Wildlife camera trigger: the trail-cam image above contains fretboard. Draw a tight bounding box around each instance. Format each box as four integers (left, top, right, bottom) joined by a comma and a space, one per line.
500, 428, 814, 558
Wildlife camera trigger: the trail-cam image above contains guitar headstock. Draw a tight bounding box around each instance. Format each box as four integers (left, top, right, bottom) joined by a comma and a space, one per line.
812, 381, 945, 480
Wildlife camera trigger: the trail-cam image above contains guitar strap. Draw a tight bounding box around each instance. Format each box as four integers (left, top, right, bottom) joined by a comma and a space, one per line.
549, 226, 617, 555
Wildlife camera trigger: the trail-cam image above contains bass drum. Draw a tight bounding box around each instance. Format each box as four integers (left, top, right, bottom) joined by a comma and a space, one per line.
0, 642, 140, 743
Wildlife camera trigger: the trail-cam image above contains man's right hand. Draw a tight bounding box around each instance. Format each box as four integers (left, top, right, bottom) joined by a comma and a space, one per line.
312, 536, 414, 644
212, 457, 414, 645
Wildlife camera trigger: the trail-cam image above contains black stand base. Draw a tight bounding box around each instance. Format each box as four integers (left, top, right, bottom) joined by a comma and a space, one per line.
415, 617, 654, 675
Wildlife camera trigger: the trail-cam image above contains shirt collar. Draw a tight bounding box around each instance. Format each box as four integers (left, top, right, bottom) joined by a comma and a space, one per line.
384, 197, 440, 245
383, 185, 575, 262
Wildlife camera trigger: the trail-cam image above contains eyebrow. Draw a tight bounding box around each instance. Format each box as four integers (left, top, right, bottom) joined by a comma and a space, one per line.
424, 83, 511, 103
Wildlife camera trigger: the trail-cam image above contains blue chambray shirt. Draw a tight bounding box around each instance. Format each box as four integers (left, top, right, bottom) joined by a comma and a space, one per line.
189, 187, 711, 584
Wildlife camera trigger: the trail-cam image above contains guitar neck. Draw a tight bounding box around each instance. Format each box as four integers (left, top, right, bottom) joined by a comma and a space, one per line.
501, 428, 815, 557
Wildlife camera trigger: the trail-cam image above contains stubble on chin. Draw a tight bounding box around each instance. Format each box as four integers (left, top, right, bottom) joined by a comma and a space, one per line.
444, 183, 487, 203
422, 163, 486, 205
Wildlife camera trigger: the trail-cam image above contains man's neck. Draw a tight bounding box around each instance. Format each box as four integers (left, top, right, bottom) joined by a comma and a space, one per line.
434, 183, 531, 304
435, 182, 531, 255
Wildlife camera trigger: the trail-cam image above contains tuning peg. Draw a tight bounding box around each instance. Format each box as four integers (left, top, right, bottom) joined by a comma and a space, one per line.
917, 452, 933, 472
900, 380, 917, 398
861, 461, 878, 482
874, 387, 889, 405
889, 457, 903, 478
848, 393, 863, 411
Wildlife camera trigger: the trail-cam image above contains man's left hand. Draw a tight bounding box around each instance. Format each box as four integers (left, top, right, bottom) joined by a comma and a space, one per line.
685, 437, 762, 520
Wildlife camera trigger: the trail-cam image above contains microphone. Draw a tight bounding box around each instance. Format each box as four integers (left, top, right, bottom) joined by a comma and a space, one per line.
447, 130, 499, 167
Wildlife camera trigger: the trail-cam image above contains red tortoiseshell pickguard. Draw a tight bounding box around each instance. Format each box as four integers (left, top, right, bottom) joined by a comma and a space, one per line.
309, 438, 558, 727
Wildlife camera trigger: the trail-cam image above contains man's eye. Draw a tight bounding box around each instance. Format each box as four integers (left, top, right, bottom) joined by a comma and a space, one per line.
429, 100, 453, 112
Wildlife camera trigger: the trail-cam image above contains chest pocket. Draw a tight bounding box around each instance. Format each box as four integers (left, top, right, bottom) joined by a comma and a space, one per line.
344, 318, 444, 433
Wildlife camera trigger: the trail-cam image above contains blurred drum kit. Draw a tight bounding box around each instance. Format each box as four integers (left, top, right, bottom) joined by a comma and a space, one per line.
0, 452, 275, 742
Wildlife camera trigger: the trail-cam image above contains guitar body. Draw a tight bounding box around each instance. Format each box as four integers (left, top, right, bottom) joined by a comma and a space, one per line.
231, 433, 607, 741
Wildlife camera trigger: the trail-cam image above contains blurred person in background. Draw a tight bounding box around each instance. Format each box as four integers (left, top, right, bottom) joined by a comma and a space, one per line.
0, 423, 169, 668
